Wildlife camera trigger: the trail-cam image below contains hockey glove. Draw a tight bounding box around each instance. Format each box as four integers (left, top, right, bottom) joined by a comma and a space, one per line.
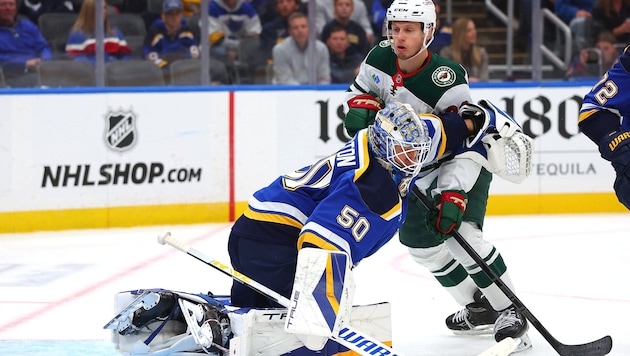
344, 93, 383, 137
426, 190, 468, 242
599, 130, 630, 209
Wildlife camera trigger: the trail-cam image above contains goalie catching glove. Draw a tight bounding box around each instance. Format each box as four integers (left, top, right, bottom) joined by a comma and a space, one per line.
426, 190, 468, 242
461, 99, 522, 148
599, 130, 630, 209
344, 93, 384, 137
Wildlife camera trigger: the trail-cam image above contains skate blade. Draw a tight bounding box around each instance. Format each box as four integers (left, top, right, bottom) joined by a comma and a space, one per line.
510, 333, 532, 354
478, 337, 517, 356
452, 325, 494, 336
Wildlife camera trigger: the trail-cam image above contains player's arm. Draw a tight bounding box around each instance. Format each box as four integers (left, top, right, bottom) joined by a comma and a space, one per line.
581, 109, 630, 209
579, 108, 623, 144
342, 58, 382, 137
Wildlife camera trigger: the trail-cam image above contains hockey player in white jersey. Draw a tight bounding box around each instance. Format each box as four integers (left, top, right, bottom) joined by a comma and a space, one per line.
343, 0, 532, 352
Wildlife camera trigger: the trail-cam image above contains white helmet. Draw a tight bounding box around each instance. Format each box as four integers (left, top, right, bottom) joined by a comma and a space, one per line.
386, 0, 436, 53
368, 102, 431, 180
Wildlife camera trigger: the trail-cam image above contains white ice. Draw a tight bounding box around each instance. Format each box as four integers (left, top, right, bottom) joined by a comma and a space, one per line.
0, 213, 628, 355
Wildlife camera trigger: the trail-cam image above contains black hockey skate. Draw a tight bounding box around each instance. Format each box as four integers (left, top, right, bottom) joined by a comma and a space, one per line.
446, 290, 499, 335
494, 305, 532, 353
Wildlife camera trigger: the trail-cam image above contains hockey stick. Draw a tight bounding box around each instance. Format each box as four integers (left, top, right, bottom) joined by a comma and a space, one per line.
157, 232, 403, 356
412, 186, 613, 356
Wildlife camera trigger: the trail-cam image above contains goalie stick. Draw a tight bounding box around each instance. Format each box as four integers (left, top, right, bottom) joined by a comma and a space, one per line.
158, 232, 515, 356
413, 186, 613, 356
157, 232, 402, 356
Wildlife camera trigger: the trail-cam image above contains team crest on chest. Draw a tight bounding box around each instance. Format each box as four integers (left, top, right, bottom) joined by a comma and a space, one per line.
431, 66, 456, 87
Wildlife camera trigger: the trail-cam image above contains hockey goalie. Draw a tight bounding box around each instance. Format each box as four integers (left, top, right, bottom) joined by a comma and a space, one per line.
104, 100, 533, 355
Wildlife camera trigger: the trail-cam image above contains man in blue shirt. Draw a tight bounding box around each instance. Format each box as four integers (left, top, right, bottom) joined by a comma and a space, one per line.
0, 0, 52, 87
144, 0, 200, 67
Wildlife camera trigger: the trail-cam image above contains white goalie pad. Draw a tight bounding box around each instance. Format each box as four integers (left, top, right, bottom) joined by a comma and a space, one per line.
107, 290, 392, 356
229, 302, 392, 356
284, 248, 355, 347
481, 131, 533, 184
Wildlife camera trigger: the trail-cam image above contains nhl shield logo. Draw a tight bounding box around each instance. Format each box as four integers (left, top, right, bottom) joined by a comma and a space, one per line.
105, 110, 137, 152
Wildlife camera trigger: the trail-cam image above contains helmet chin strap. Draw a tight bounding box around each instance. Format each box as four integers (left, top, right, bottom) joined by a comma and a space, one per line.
400, 45, 427, 62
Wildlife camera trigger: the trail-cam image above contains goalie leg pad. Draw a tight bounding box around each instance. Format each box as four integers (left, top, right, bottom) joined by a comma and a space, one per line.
284, 248, 355, 345
230, 302, 392, 356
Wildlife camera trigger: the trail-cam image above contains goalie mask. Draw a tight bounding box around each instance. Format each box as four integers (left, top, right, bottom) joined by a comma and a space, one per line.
386, 0, 436, 55
368, 102, 431, 182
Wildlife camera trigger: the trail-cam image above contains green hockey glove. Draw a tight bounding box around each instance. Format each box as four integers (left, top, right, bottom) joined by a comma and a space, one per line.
426, 190, 468, 242
344, 93, 383, 137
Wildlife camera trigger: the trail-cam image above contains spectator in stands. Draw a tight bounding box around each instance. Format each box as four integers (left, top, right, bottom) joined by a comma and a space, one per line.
429, 0, 451, 54
144, 0, 198, 67
208, 0, 261, 65
182, 0, 201, 17
259, 0, 303, 67
18, 0, 75, 25
370, 0, 393, 40
324, 25, 363, 83
316, 0, 373, 44
321, 0, 371, 55
0, 0, 52, 87
440, 17, 488, 82
65, 0, 133, 64
565, 30, 620, 78
251, 0, 277, 25
272, 12, 330, 84
555, 0, 596, 51
591, 0, 630, 44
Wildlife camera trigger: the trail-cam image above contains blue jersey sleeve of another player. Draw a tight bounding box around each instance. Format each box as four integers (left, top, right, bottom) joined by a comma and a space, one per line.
579, 48, 630, 142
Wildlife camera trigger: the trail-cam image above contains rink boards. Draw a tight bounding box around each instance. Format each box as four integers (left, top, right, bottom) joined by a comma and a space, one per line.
0, 82, 623, 232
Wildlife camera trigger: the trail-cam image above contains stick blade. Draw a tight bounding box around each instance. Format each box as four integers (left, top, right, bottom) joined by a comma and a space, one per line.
557, 335, 612, 356
478, 338, 517, 356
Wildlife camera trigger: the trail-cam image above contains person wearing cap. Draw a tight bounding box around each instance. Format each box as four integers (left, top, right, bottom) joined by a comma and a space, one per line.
144, 0, 197, 67
143, 0, 229, 84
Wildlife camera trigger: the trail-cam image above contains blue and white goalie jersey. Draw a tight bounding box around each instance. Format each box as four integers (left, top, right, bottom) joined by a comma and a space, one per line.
232, 124, 448, 266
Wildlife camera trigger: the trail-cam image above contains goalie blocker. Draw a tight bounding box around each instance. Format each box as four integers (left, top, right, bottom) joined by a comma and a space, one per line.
284, 248, 355, 351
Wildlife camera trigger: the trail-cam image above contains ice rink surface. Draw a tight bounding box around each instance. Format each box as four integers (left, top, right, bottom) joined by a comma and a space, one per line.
1, 213, 628, 356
